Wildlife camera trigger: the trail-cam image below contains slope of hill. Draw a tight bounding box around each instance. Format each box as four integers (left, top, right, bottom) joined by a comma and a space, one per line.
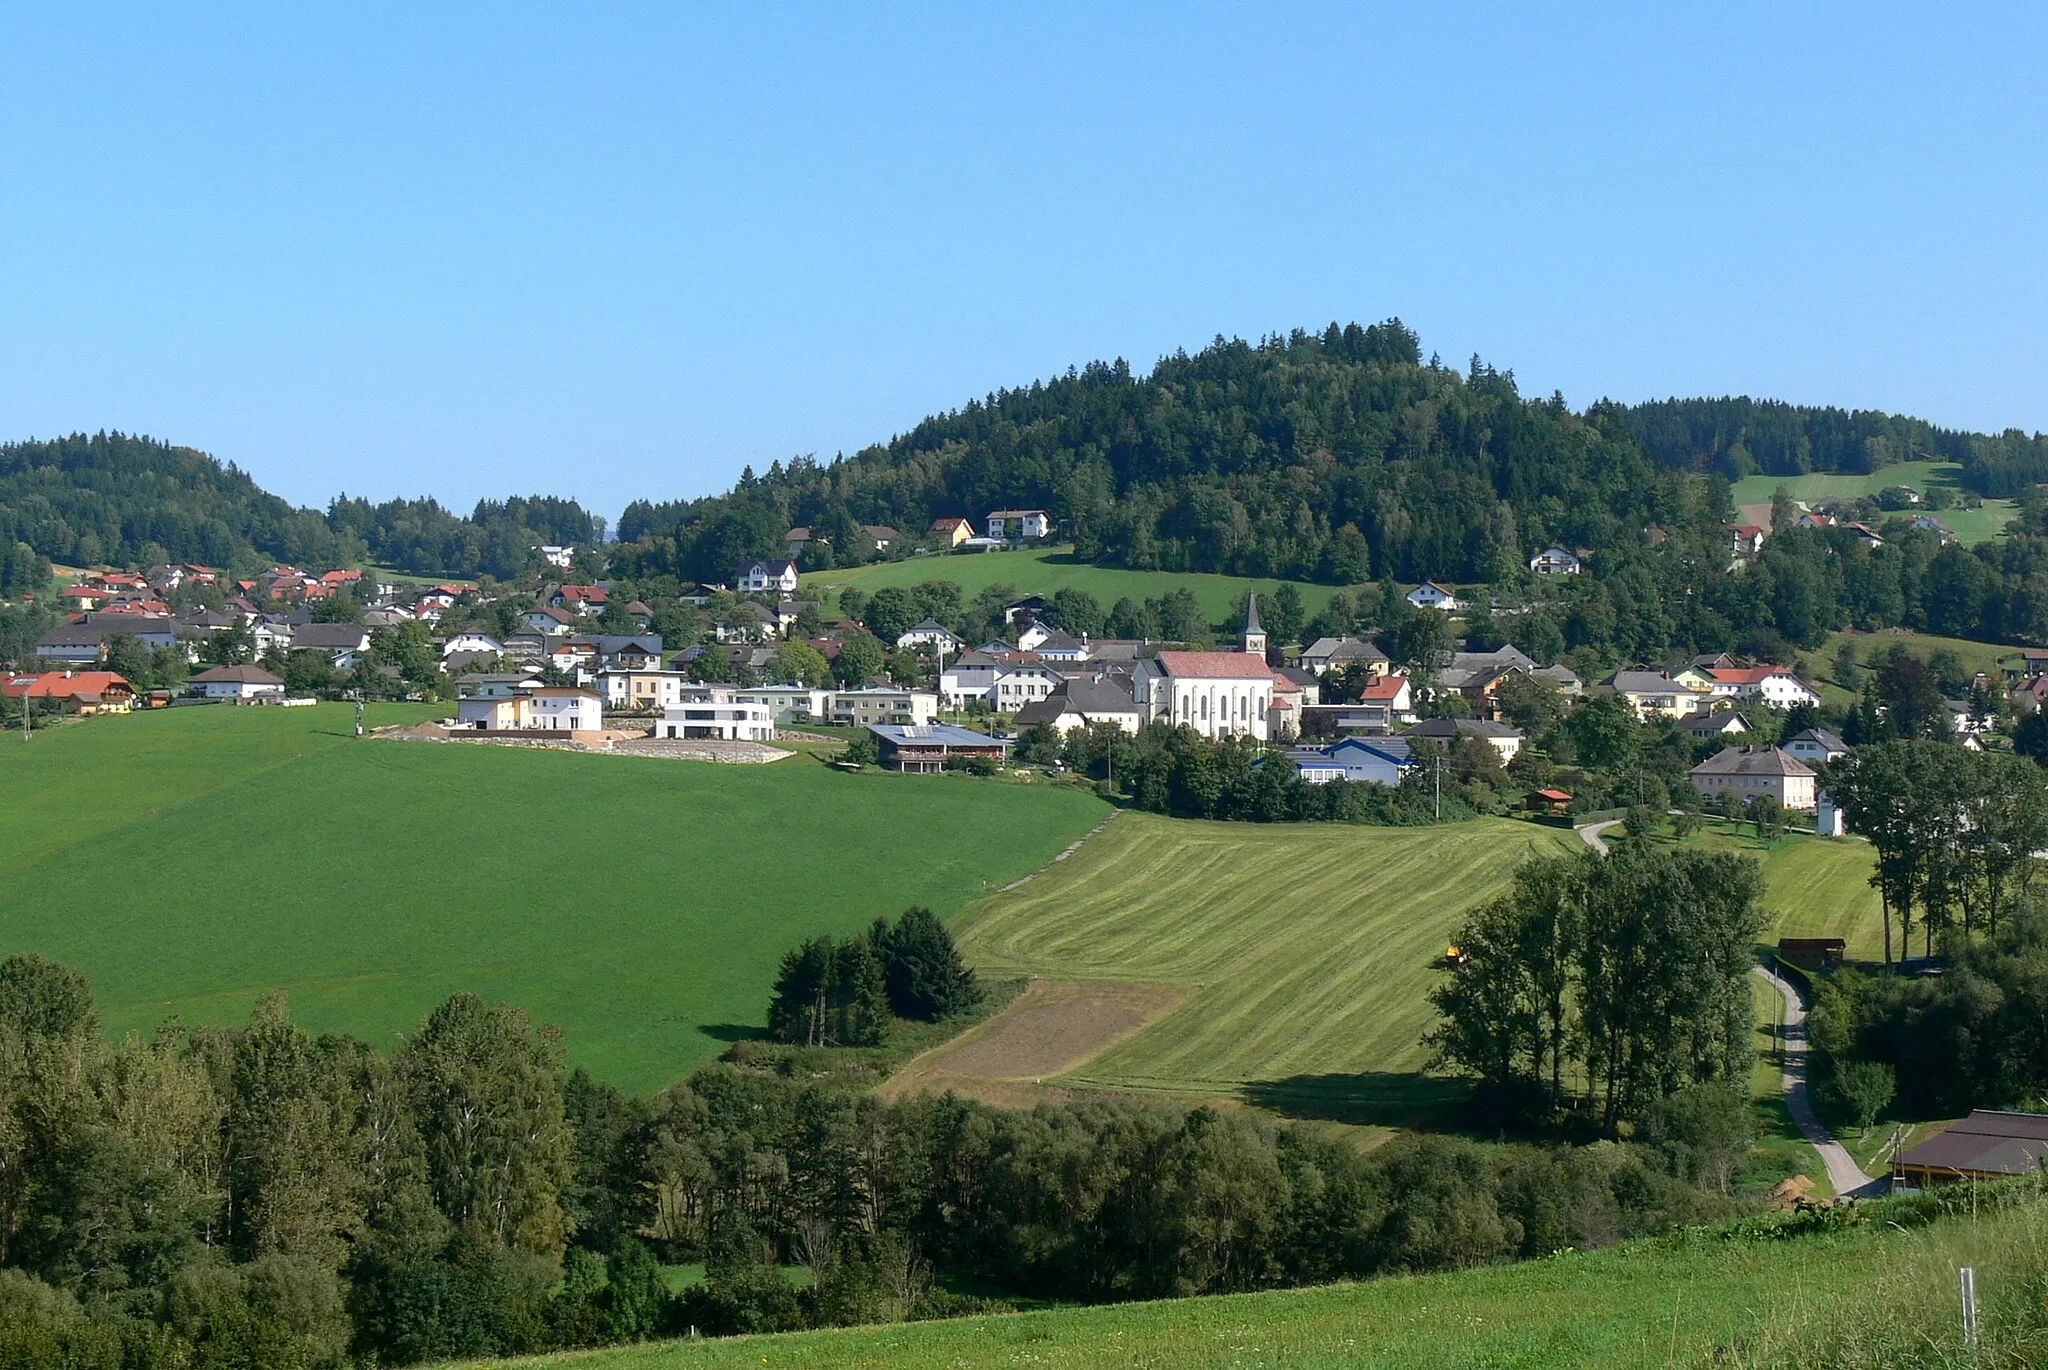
457, 1190, 2048, 1370
0, 705, 1106, 1091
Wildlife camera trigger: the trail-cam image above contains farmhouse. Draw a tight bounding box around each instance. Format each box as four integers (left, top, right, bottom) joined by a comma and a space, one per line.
2, 670, 136, 714
985, 509, 1051, 541
867, 723, 1012, 773
1678, 710, 1756, 741
1688, 745, 1817, 811
1894, 1111, 2048, 1189
1406, 581, 1462, 612
189, 665, 286, 701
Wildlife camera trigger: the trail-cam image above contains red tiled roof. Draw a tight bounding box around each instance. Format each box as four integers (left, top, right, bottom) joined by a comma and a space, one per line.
1707, 666, 1798, 685
1155, 650, 1273, 679
4, 671, 134, 699
1358, 674, 1411, 701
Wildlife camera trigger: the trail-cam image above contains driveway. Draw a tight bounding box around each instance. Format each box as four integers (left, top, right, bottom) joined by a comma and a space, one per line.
1752, 963, 1883, 1197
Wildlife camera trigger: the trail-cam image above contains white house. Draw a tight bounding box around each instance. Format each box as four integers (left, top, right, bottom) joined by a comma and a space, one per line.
1403, 717, 1524, 763
527, 687, 603, 732
440, 631, 505, 659
1285, 736, 1414, 786
1528, 547, 1583, 576
597, 669, 693, 711
1705, 666, 1824, 710
1299, 636, 1390, 678
1406, 581, 1462, 612
1012, 676, 1146, 735
992, 663, 1063, 711
734, 560, 800, 595
188, 665, 286, 700
985, 509, 1051, 541
896, 619, 964, 653
1018, 625, 1089, 661
1133, 650, 1275, 741
658, 692, 775, 741
730, 685, 834, 722
939, 649, 1007, 707
829, 686, 940, 728
1784, 727, 1850, 765
539, 545, 576, 569
1688, 746, 1818, 812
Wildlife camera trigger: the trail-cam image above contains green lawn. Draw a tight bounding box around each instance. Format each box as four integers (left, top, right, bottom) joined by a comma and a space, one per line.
952, 814, 1574, 1125
0, 705, 1106, 1092
1729, 457, 2018, 545
468, 1216, 1933, 1370
800, 546, 1358, 624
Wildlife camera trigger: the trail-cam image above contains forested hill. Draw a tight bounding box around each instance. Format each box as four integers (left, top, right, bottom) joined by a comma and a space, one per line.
0, 432, 602, 578
614, 320, 2048, 586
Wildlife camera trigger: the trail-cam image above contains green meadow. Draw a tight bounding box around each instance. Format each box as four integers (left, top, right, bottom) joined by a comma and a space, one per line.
0, 705, 1106, 1091
800, 545, 1356, 623
1729, 457, 2018, 545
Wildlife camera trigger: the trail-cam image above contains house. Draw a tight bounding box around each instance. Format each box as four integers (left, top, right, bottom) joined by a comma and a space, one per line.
1526, 788, 1574, 817
1013, 676, 1147, 735
548, 639, 601, 673
553, 584, 608, 616
1842, 522, 1886, 547
1528, 546, 1583, 576
929, 516, 974, 548
539, 544, 576, 569
1018, 626, 1088, 661
657, 691, 775, 741
939, 649, 1007, 707
861, 524, 902, 551
1894, 1112, 2048, 1190
1406, 581, 1462, 612
290, 623, 373, 666
1284, 736, 1414, 787
1003, 596, 1048, 625
189, 665, 286, 701
866, 723, 1011, 773
782, 526, 814, 557
1705, 666, 1824, 710
992, 662, 1064, 711
440, 631, 506, 660
1688, 746, 1818, 812
896, 619, 964, 653
1679, 710, 1757, 741
1298, 636, 1390, 678
2, 671, 136, 714
829, 686, 940, 729
1909, 514, 1954, 540
456, 672, 543, 699
1607, 669, 1713, 719
527, 687, 603, 731
1726, 524, 1768, 557
1435, 646, 1538, 716
596, 669, 693, 711
1403, 717, 1524, 763
985, 509, 1051, 542
1133, 651, 1277, 741
735, 560, 800, 595
1532, 663, 1583, 695
592, 636, 665, 671
729, 685, 834, 723
1784, 727, 1850, 765
59, 586, 112, 610
522, 605, 577, 636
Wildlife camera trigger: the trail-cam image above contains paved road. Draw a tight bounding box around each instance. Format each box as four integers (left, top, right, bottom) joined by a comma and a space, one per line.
1752, 963, 1883, 1197
1576, 819, 1623, 854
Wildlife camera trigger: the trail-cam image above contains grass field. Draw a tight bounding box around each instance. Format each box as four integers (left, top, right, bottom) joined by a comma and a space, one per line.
947, 814, 1574, 1126
800, 546, 1356, 624
1729, 457, 2018, 545
464, 1202, 2048, 1370
0, 705, 1106, 1091
1689, 826, 1889, 963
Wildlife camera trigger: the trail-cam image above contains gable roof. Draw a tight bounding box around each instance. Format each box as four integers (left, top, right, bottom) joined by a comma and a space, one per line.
1689, 745, 1814, 778
1155, 650, 1276, 679
1789, 726, 1849, 752
1303, 635, 1388, 662
1405, 717, 1521, 741
3, 671, 133, 699
191, 665, 283, 685
290, 623, 371, 650
1357, 674, 1411, 702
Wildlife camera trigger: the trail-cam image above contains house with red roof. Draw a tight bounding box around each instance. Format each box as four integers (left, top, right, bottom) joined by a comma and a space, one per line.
1705, 665, 1823, 710
4, 670, 136, 713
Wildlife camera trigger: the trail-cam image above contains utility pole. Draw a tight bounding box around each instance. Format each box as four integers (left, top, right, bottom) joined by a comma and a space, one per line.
1434, 752, 1441, 822
20, 688, 29, 742
354, 691, 365, 738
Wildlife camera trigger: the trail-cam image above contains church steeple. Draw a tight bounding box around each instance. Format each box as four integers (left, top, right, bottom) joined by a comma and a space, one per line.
1241, 593, 1267, 658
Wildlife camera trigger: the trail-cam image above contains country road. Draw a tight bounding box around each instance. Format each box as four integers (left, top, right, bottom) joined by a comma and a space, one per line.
1576, 818, 1623, 854
1753, 963, 1882, 1197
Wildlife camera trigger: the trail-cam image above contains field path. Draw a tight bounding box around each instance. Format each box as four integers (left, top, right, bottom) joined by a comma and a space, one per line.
878, 980, 1185, 1108
1753, 964, 1881, 1196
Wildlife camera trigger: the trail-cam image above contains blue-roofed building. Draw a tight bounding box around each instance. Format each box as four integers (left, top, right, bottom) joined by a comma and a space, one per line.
1278, 736, 1414, 786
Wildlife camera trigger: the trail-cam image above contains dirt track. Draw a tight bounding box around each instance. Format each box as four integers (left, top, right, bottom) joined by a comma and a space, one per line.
878, 979, 1185, 1108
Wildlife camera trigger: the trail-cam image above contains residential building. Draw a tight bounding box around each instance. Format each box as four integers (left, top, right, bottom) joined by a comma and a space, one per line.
896, 619, 964, 653
1527, 546, 1583, 575
1607, 669, 1713, 719
830, 686, 940, 728
861, 524, 901, 550
455, 672, 543, 698
523, 605, 577, 636
291, 623, 373, 666
527, 687, 603, 731
440, 631, 506, 659
1532, 662, 1583, 695
1726, 524, 1768, 557
1019, 626, 1088, 661
657, 692, 775, 741
929, 516, 974, 547
735, 559, 800, 595
992, 661, 1064, 711
1784, 727, 1850, 765
2, 671, 135, 713
1688, 745, 1817, 811
1406, 581, 1462, 612
984, 509, 1051, 542
188, 665, 286, 701
1298, 636, 1390, 679
782, 526, 814, 557
1705, 666, 1824, 710
1403, 717, 1524, 763
1678, 710, 1757, 741
939, 649, 1006, 707
730, 685, 833, 723
597, 669, 693, 711
1013, 676, 1146, 735
867, 723, 1011, 773
1284, 736, 1414, 786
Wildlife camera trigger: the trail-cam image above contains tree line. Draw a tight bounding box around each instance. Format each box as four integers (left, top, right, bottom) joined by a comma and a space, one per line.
0, 949, 1768, 1366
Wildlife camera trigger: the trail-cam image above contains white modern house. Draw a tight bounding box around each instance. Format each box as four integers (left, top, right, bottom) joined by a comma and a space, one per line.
657, 692, 775, 741
1528, 547, 1583, 575
527, 687, 603, 731
596, 668, 694, 711
828, 686, 940, 728
734, 559, 800, 595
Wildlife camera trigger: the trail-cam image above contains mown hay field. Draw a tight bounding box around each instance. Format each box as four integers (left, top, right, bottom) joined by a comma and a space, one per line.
0, 704, 1107, 1091
949, 814, 1575, 1126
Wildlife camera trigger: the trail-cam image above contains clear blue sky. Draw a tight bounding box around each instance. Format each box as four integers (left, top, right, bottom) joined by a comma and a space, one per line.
2, 5, 2042, 523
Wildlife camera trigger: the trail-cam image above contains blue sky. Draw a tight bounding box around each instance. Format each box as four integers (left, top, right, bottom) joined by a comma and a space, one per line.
2, 5, 2042, 522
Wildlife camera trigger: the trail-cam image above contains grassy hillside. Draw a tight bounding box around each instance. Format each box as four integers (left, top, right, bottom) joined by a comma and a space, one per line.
1729, 457, 2018, 544
0, 706, 1106, 1091
1685, 826, 1888, 963
951, 815, 1573, 1127
465, 1197, 2048, 1370
801, 546, 1353, 624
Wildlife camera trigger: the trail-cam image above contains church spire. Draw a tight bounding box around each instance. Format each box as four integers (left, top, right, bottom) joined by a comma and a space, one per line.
1241, 593, 1267, 658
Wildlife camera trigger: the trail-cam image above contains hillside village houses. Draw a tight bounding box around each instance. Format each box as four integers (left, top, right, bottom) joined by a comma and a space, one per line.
1527, 546, 1584, 575
984, 509, 1051, 542
1406, 581, 1462, 611
1688, 744, 1819, 812
929, 516, 974, 548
